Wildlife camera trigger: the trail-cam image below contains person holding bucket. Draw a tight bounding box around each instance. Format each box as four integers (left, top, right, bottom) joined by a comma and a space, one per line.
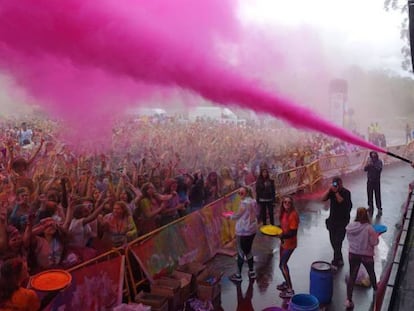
345, 207, 379, 309
276, 195, 299, 299
226, 186, 258, 283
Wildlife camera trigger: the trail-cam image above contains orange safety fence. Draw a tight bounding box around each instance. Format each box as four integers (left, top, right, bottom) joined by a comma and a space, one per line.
306, 160, 322, 191
273, 166, 309, 197
383, 145, 407, 165
318, 153, 350, 178
345, 150, 368, 172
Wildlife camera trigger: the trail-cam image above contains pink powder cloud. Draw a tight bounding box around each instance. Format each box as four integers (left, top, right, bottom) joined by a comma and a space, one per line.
0, 0, 384, 153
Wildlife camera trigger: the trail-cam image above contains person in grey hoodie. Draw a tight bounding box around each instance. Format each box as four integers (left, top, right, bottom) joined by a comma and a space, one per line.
227, 186, 258, 282
345, 207, 379, 309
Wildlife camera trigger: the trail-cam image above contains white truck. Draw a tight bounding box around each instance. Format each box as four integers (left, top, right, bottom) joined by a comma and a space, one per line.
188, 106, 245, 125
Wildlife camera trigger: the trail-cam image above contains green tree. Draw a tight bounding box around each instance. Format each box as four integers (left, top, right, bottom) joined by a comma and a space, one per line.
384, 0, 411, 71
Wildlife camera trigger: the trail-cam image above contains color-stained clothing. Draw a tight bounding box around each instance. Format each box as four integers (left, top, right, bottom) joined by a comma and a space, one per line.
280, 210, 299, 250
0, 287, 40, 311
230, 195, 258, 276
134, 197, 161, 235
346, 222, 379, 257
346, 220, 379, 301
230, 197, 258, 236
33, 236, 64, 271
102, 214, 137, 247
68, 218, 92, 248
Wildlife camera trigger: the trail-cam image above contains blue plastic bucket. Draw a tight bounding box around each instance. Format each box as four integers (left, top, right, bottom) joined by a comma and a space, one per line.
309, 261, 333, 304
288, 294, 319, 311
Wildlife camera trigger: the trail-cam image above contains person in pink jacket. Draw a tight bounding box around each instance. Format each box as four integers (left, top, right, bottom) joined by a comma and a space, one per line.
345, 207, 379, 309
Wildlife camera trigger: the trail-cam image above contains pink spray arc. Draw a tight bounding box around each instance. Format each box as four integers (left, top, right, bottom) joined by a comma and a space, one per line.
0, 0, 410, 163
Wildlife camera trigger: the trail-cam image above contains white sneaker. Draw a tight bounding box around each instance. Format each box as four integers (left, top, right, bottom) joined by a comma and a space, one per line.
345, 299, 354, 309
279, 289, 295, 299
248, 270, 256, 279
229, 273, 242, 282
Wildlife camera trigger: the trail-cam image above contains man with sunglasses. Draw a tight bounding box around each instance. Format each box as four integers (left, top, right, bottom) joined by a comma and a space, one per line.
322, 177, 353, 270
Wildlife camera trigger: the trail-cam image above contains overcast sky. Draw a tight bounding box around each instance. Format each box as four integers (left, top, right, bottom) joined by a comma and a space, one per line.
239, 0, 406, 73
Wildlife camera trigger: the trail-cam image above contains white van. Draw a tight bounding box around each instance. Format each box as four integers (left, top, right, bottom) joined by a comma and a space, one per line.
188, 106, 245, 125
127, 107, 168, 122
134, 108, 167, 118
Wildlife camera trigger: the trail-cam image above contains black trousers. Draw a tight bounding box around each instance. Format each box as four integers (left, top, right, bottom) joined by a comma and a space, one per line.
328, 225, 346, 264
259, 201, 274, 225
347, 253, 377, 300
236, 234, 256, 273
367, 181, 381, 212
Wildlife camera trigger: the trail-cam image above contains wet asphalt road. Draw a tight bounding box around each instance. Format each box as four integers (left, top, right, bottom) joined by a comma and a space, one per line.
210, 162, 413, 311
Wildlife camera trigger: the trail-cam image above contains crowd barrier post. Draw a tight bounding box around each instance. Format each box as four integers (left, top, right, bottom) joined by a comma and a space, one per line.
305, 160, 322, 192
125, 244, 149, 300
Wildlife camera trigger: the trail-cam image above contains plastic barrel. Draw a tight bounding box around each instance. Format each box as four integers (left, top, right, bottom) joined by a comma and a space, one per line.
288, 294, 319, 311
309, 261, 333, 304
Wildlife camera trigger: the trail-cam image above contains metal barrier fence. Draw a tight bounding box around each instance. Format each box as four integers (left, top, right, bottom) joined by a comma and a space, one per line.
125, 191, 239, 299
274, 166, 309, 196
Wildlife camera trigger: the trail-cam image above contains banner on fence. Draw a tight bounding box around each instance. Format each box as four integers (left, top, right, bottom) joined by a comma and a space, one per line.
198, 193, 238, 254
129, 193, 241, 281
40, 255, 124, 311
129, 212, 212, 281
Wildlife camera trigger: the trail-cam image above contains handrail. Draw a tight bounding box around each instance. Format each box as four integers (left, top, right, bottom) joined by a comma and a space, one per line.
376, 189, 414, 311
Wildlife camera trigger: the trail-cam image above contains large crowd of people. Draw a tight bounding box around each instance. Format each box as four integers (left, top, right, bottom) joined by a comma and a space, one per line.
0, 114, 364, 277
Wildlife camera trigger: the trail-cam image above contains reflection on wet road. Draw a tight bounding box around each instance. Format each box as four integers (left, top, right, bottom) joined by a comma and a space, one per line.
211, 163, 412, 310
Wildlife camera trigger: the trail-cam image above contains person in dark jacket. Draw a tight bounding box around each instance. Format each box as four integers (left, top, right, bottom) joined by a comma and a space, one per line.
364, 151, 383, 215
189, 171, 204, 211
322, 177, 353, 269
255, 168, 276, 225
